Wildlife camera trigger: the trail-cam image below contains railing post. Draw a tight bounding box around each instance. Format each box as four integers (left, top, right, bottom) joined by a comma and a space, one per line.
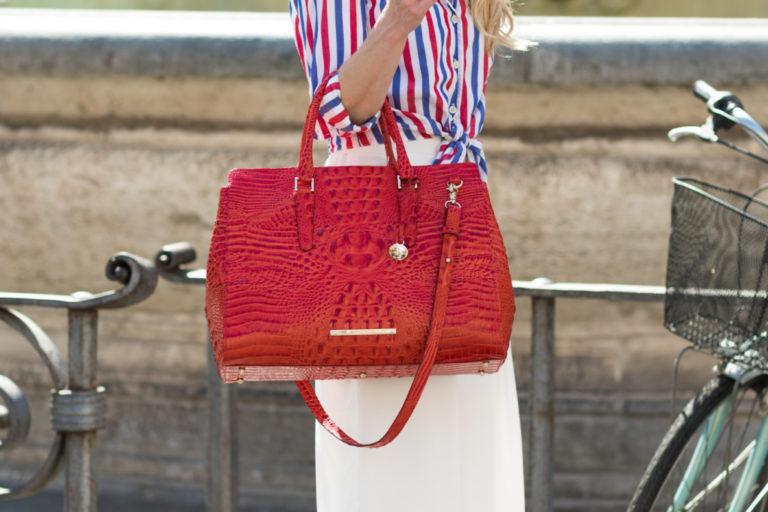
206, 337, 239, 512
65, 308, 99, 512
0, 253, 156, 508
528, 279, 556, 512
154, 243, 241, 512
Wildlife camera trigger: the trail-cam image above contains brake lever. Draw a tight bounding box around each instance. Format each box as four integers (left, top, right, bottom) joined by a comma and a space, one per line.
668, 117, 718, 143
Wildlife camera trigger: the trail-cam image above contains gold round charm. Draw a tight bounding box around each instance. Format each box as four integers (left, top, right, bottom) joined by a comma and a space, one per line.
388, 242, 408, 261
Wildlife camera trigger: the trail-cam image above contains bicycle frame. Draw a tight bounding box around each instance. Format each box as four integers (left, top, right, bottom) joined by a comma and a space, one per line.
669, 362, 768, 512
669, 402, 768, 512
670, 397, 733, 511
733, 417, 768, 512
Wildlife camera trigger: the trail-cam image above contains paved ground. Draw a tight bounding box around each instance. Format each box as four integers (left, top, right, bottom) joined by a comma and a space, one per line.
0, 489, 310, 512
0, 491, 203, 512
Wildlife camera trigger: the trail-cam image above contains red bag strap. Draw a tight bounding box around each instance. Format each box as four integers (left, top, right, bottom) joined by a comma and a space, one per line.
295, 188, 463, 448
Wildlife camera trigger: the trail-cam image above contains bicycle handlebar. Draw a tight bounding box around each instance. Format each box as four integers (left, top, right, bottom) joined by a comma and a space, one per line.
693, 80, 743, 132
670, 80, 768, 156
693, 80, 719, 103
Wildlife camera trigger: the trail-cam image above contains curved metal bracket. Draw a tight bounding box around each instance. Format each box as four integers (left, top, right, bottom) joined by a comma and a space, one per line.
0, 308, 67, 388
0, 375, 30, 451
0, 434, 66, 500
0, 307, 68, 500
0, 252, 158, 310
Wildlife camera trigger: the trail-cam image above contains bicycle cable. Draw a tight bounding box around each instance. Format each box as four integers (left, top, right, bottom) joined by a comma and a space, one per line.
715, 138, 768, 166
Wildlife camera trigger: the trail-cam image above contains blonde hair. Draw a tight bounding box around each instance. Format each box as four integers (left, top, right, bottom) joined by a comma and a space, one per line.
470, 0, 536, 54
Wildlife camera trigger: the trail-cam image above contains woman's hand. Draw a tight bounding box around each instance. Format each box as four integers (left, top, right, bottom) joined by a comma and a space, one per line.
337, 0, 439, 125
377, 0, 440, 40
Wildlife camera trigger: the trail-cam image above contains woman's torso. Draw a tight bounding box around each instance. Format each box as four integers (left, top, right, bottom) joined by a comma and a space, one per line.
290, 0, 494, 178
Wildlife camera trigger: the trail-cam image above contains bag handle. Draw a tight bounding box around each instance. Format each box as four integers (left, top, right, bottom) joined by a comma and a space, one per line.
295, 76, 419, 250
297, 75, 413, 179
295, 190, 463, 448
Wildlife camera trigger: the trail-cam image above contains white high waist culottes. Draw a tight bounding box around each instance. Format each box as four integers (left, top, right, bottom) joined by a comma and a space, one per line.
315, 137, 525, 512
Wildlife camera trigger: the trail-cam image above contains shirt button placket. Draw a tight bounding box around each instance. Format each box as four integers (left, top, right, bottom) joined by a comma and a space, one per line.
448, 4, 461, 126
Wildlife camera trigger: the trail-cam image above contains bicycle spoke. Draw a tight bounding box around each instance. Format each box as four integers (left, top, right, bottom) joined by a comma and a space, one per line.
745, 481, 768, 512
672, 399, 734, 510
728, 416, 768, 512
682, 440, 754, 510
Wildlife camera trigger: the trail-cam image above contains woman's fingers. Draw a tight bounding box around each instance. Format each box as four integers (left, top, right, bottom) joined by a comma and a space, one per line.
403, 0, 438, 15
418, 0, 440, 11
382, 0, 440, 35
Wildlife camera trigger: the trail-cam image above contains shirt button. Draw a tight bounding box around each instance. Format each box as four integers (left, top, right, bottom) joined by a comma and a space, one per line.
448, 105, 457, 114
452, 59, 460, 69
451, 14, 459, 23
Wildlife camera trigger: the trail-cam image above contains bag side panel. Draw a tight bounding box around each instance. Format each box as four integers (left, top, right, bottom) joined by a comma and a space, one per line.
205, 182, 232, 379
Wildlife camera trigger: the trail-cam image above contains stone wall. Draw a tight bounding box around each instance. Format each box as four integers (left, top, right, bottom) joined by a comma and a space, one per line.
1, 9, 768, 511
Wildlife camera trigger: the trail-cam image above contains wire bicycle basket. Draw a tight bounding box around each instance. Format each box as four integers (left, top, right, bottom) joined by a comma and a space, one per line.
665, 177, 768, 367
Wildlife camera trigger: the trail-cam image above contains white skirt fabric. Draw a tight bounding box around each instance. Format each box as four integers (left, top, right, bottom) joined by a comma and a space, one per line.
315, 137, 525, 512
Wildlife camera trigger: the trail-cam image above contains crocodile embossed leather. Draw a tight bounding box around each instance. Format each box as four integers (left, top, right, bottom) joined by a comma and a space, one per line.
205, 76, 515, 447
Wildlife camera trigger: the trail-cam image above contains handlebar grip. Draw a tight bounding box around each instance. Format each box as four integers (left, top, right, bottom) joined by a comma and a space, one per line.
693, 80, 718, 102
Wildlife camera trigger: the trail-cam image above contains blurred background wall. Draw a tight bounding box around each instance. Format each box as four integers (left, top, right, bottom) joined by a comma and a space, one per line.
3, 0, 768, 16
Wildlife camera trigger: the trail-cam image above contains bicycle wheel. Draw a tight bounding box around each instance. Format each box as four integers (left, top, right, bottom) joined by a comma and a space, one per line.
628, 374, 768, 512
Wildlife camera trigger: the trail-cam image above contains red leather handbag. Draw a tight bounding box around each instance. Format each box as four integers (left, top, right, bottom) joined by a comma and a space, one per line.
205, 77, 515, 447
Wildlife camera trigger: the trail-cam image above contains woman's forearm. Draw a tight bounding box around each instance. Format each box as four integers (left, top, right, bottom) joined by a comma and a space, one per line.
337, 20, 407, 125
338, 0, 437, 125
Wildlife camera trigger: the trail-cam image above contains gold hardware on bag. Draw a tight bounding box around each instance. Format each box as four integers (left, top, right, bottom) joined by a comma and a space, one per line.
389, 242, 408, 261
397, 176, 419, 190
445, 180, 464, 208
330, 328, 397, 336
237, 367, 245, 384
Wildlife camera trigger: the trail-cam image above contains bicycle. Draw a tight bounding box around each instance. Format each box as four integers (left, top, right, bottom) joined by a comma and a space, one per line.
628, 81, 768, 512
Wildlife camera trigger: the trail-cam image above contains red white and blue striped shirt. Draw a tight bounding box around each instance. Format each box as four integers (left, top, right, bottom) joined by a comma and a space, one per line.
289, 0, 493, 179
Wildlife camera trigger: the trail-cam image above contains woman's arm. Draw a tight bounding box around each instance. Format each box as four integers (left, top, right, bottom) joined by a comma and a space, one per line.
337, 0, 438, 125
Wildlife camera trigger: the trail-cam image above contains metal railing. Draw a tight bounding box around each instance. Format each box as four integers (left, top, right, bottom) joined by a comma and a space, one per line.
514, 279, 664, 512
0, 252, 157, 511
154, 243, 236, 512
155, 242, 667, 512
0, 242, 666, 511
